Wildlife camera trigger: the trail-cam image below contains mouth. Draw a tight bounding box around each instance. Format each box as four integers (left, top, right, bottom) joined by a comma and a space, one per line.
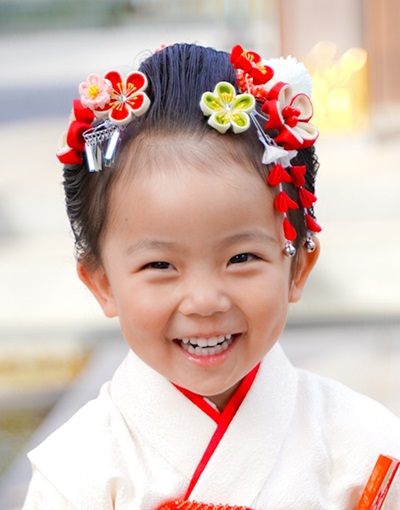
175, 334, 236, 357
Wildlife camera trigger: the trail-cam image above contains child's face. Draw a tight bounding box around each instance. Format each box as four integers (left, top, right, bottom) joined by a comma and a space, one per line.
79, 154, 318, 410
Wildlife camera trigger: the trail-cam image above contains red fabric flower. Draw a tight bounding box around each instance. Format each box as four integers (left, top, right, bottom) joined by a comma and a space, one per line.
93, 70, 151, 125
261, 82, 318, 150
56, 99, 95, 165
230, 44, 274, 86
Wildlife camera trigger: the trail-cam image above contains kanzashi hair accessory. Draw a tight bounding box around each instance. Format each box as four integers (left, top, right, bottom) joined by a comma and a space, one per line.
81, 70, 151, 125
230, 44, 274, 86
261, 82, 318, 150
201, 45, 321, 257
57, 70, 151, 172
200, 82, 255, 134
56, 99, 95, 165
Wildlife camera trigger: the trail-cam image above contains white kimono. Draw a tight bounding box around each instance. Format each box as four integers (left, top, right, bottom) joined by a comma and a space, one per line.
22, 343, 400, 509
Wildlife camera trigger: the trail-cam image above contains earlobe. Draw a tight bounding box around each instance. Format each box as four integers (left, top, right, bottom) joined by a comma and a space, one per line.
289, 237, 320, 303
77, 261, 118, 318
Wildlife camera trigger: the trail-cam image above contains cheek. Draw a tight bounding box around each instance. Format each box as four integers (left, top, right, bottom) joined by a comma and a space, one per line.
245, 272, 290, 319
116, 281, 173, 334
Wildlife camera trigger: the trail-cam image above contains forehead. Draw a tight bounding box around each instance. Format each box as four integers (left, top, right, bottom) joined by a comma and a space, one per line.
107, 152, 281, 247
116, 128, 266, 182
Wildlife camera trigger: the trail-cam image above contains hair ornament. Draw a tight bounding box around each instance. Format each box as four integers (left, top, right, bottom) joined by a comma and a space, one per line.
200, 82, 255, 134
79, 73, 113, 110
261, 56, 313, 96
261, 82, 318, 150
201, 44, 321, 257
230, 44, 274, 86
57, 69, 151, 171
56, 99, 95, 166
83, 69, 151, 125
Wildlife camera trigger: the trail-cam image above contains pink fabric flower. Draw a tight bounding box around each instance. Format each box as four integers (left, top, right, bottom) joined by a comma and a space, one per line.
79, 74, 112, 110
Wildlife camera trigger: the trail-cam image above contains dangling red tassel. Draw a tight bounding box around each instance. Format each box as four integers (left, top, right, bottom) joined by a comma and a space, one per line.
305, 214, 322, 233
283, 217, 297, 241
267, 164, 292, 186
290, 165, 306, 187
274, 191, 299, 214
299, 188, 317, 208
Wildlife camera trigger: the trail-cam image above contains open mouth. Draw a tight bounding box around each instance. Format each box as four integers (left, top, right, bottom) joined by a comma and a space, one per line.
176, 334, 236, 357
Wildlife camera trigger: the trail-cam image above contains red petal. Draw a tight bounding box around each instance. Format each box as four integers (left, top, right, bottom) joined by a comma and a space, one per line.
283, 217, 297, 241
250, 65, 274, 85
245, 50, 262, 64
73, 99, 95, 124
125, 71, 147, 95
230, 45, 252, 72
104, 69, 124, 94
267, 82, 287, 101
109, 102, 131, 124
306, 214, 322, 233
290, 165, 306, 187
126, 93, 145, 111
274, 125, 302, 150
66, 120, 91, 152
299, 188, 317, 208
230, 44, 244, 64
57, 148, 82, 165
263, 99, 285, 130
267, 164, 292, 186
300, 135, 318, 149
274, 191, 298, 214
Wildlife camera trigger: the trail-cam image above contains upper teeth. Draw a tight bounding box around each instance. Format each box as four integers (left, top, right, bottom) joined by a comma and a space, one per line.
180, 334, 232, 347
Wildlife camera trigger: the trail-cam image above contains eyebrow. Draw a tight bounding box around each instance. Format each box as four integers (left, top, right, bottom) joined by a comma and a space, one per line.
125, 230, 277, 256
222, 230, 278, 246
125, 239, 179, 256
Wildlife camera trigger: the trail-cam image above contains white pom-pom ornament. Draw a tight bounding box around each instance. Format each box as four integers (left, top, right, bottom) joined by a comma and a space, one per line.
263, 56, 313, 97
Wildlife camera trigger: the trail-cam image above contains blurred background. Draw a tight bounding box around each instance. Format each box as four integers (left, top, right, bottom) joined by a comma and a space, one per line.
0, 0, 399, 507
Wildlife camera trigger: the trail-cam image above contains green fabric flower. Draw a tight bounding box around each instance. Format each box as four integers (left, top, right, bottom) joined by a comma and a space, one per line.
200, 82, 255, 134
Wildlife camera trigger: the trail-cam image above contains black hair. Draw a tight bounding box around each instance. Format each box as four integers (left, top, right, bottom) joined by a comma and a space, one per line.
63, 43, 319, 270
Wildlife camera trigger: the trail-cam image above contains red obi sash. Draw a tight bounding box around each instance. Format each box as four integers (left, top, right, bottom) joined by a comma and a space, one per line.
156, 501, 253, 509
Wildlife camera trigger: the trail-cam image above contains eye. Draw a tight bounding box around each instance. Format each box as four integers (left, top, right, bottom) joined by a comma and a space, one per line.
228, 253, 255, 265
144, 261, 172, 270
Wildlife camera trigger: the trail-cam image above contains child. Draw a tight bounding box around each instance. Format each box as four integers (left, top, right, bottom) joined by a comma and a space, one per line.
22, 43, 400, 509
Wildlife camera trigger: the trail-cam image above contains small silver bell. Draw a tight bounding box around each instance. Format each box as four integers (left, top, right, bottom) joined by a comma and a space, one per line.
305, 237, 316, 253
284, 242, 296, 258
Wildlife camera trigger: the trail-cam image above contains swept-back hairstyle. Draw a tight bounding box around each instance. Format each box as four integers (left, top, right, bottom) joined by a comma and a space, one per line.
63, 43, 319, 269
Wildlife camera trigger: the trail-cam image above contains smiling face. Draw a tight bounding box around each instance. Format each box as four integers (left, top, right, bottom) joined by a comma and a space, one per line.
79, 143, 318, 410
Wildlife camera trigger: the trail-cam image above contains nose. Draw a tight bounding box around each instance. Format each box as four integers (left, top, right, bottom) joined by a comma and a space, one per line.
178, 274, 232, 317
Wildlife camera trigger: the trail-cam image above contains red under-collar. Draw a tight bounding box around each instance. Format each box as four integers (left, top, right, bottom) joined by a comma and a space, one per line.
173, 363, 261, 499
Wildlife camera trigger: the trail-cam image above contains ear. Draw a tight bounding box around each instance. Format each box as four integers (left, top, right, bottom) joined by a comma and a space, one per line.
77, 261, 118, 318
289, 237, 320, 303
